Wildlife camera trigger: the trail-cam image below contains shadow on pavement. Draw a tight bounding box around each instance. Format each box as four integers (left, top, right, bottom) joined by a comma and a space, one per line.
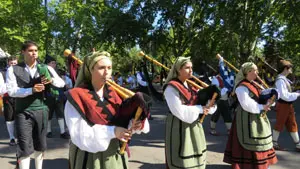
8, 158, 68, 169
206, 164, 231, 169
129, 160, 165, 169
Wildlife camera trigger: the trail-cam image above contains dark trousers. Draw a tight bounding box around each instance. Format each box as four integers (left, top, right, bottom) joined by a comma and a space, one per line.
46, 96, 65, 120
3, 96, 15, 121
211, 99, 232, 123
137, 85, 149, 95
15, 109, 48, 158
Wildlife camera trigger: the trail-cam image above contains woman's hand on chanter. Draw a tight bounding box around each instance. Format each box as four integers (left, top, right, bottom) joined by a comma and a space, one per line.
131, 120, 143, 130
263, 104, 271, 112
114, 126, 132, 142
202, 107, 209, 115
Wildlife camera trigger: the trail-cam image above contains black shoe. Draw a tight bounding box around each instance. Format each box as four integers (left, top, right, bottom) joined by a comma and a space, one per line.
46, 132, 53, 138
9, 139, 16, 146
60, 132, 70, 139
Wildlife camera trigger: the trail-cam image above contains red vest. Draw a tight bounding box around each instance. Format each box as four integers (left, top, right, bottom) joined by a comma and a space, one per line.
66, 84, 123, 126
167, 79, 198, 105
239, 80, 261, 100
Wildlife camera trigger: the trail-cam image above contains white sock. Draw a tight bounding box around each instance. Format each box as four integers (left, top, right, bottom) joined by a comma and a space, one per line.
6, 121, 15, 139
225, 122, 232, 130
272, 130, 280, 142
210, 121, 216, 129
58, 118, 65, 134
47, 120, 51, 133
290, 132, 300, 143
34, 151, 44, 169
19, 156, 30, 169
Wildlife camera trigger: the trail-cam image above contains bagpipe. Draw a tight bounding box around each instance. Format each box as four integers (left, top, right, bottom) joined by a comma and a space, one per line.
139, 51, 219, 123
217, 54, 278, 118
63, 49, 147, 155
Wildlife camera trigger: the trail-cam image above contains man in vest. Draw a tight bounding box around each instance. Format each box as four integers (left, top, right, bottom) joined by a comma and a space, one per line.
44, 54, 69, 139
209, 56, 234, 135
6, 41, 65, 169
3, 56, 18, 146
273, 60, 300, 151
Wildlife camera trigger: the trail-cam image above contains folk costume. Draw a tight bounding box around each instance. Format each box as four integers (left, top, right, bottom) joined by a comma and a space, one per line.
6, 61, 65, 169
163, 57, 217, 169
223, 62, 277, 169
1, 70, 17, 146
64, 51, 150, 169
272, 60, 300, 151
210, 56, 234, 135
43, 54, 69, 139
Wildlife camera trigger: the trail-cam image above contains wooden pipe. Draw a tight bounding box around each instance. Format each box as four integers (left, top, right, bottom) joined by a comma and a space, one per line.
138, 51, 206, 89
63, 49, 83, 65
199, 92, 218, 123
261, 95, 276, 118
105, 80, 144, 155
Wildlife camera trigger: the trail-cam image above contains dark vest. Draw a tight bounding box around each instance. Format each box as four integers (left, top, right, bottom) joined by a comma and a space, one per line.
13, 63, 47, 112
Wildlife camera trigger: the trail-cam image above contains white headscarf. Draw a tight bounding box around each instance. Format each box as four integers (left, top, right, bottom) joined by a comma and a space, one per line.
75, 51, 111, 87
234, 62, 257, 90
164, 56, 191, 86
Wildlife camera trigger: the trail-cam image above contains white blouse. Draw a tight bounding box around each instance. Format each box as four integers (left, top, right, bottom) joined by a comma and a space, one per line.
64, 101, 150, 153
164, 84, 217, 124
6, 63, 65, 98
0, 73, 6, 95
275, 75, 299, 102
235, 86, 264, 114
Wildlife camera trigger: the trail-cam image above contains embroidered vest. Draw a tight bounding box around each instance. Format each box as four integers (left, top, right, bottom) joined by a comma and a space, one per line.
167, 79, 198, 106
66, 84, 123, 126
236, 80, 273, 151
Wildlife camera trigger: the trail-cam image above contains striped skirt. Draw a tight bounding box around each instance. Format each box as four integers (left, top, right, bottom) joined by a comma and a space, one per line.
223, 116, 277, 169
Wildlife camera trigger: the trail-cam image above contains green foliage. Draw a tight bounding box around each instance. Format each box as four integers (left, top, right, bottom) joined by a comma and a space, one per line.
0, 0, 299, 76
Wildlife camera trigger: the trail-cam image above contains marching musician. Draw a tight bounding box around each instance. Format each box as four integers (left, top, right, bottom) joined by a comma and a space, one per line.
163, 56, 217, 169
64, 51, 151, 169
6, 41, 65, 169
44, 54, 70, 139
2, 56, 18, 146
272, 60, 300, 151
223, 62, 277, 169
209, 55, 234, 135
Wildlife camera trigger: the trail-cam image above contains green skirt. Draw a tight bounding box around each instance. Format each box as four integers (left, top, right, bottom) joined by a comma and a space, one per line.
69, 139, 128, 169
166, 113, 206, 169
236, 105, 273, 151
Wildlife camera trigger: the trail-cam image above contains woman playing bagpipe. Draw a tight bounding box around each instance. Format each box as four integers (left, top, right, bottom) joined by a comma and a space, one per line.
223, 62, 279, 169
163, 56, 218, 169
64, 51, 151, 169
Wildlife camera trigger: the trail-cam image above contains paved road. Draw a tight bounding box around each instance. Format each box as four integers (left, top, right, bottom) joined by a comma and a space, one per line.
0, 98, 300, 169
